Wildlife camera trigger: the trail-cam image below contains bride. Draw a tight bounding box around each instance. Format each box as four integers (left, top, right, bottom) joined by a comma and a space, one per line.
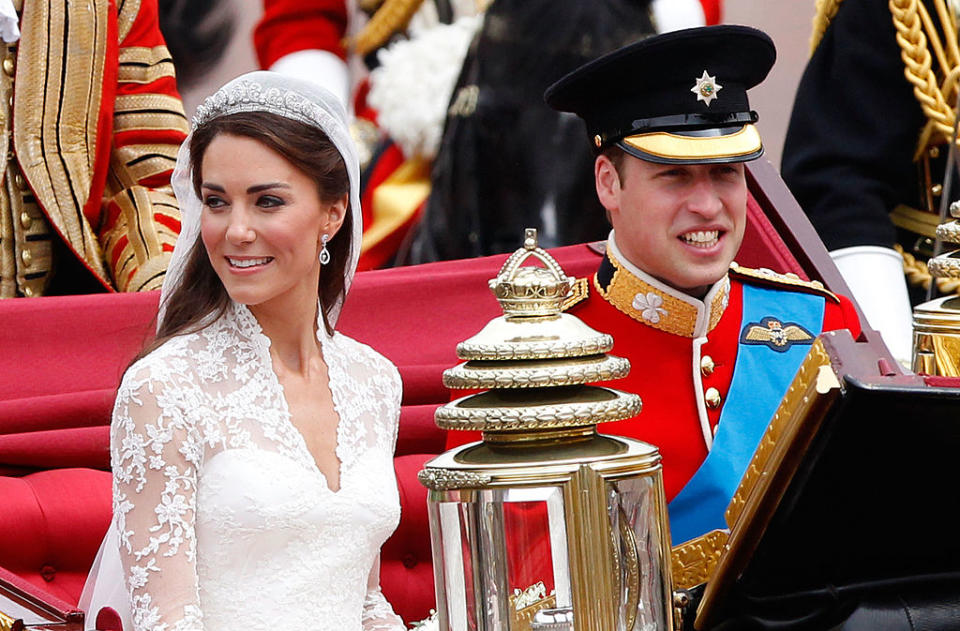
80, 71, 406, 631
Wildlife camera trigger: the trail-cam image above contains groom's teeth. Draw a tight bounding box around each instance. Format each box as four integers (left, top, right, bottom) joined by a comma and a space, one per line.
680, 230, 719, 247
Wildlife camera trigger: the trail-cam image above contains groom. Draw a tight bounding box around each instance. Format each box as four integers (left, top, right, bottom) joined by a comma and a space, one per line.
448, 25, 861, 546
543, 24, 862, 543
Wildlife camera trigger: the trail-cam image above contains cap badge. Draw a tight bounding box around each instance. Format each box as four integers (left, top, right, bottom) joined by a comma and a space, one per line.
691, 70, 722, 107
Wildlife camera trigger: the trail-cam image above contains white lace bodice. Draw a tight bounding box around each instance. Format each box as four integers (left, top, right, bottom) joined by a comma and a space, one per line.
101, 302, 404, 631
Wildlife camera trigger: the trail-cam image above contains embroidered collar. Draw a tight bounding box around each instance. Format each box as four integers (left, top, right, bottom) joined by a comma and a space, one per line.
596, 236, 730, 338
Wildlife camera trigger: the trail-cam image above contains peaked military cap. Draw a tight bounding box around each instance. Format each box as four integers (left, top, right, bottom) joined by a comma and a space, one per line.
544, 25, 776, 164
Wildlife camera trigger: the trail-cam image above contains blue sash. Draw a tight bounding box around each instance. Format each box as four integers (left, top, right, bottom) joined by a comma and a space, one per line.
667, 284, 825, 544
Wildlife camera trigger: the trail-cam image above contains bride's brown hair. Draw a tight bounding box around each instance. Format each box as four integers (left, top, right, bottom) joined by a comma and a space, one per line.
143, 111, 352, 358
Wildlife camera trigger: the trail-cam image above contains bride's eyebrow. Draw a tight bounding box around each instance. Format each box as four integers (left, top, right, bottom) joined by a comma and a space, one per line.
247, 183, 291, 193
199, 183, 292, 193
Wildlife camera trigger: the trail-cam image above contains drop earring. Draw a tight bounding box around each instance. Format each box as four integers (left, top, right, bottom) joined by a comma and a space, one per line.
319, 234, 331, 265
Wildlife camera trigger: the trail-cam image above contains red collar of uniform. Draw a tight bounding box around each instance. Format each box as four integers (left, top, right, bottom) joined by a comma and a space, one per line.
595, 246, 730, 338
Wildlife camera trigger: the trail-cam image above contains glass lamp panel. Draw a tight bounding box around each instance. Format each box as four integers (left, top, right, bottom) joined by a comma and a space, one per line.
430, 499, 472, 631
611, 476, 669, 631
500, 486, 569, 605
429, 484, 574, 631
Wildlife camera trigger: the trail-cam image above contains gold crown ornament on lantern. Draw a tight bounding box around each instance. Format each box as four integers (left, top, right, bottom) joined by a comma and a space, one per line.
434, 229, 640, 434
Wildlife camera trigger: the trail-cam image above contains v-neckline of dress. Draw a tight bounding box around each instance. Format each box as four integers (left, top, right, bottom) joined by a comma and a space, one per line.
238, 301, 348, 495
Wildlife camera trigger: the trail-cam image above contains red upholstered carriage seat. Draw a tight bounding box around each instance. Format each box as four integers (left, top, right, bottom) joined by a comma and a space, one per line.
0, 160, 899, 627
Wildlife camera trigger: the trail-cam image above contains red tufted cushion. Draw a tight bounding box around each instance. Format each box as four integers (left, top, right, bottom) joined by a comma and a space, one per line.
0, 469, 111, 605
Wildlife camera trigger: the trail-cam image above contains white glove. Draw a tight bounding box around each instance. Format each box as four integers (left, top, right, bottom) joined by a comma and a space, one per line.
0, 0, 20, 43
830, 245, 913, 367
652, 0, 706, 32
270, 50, 351, 111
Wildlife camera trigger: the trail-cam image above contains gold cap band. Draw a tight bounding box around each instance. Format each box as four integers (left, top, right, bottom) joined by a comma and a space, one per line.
621, 124, 762, 163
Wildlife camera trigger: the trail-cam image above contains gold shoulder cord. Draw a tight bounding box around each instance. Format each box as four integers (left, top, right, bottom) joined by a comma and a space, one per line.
809, 0, 845, 53
810, 0, 960, 295
890, 0, 960, 158
810, 0, 960, 159
349, 0, 491, 57
349, 0, 426, 57
891, 0, 960, 294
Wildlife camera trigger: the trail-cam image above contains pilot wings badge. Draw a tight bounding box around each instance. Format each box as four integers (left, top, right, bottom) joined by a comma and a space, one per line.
740, 317, 815, 352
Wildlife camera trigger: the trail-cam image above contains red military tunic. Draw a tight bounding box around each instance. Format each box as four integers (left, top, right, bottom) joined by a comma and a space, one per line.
2, 0, 188, 296
447, 242, 861, 504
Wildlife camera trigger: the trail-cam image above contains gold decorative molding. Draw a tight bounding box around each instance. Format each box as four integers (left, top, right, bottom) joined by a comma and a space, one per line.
417, 468, 492, 491
456, 334, 613, 362
435, 392, 642, 431
560, 277, 590, 311
927, 252, 960, 278
671, 529, 729, 591
442, 355, 630, 390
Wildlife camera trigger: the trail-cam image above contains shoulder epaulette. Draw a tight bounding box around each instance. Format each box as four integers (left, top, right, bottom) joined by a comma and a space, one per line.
729, 262, 840, 304
560, 277, 590, 311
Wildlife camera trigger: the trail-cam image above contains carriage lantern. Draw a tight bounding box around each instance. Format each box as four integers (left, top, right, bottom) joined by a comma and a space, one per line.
419, 230, 675, 631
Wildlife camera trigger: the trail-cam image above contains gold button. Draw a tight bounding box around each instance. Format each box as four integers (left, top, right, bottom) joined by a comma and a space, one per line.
20, 248, 31, 266
700, 355, 715, 377
930, 146, 941, 159
13, 173, 24, 190
713, 423, 720, 437
2, 56, 13, 76
19, 211, 30, 229
23, 285, 33, 297
932, 183, 943, 197
705, 387, 722, 409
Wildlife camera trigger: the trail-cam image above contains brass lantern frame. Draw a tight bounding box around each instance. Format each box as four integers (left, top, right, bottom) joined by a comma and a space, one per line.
421, 437, 673, 631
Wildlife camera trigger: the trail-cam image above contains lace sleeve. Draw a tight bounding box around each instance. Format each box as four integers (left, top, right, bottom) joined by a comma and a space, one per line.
361, 557, 405, 631
112, 363, 205, 631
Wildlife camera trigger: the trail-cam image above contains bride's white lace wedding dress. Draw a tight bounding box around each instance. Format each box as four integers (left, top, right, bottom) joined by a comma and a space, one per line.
81, 301, 406, 631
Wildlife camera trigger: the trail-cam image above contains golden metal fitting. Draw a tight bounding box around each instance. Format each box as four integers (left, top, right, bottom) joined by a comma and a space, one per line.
950, 200, 960, 218
936, 221, 960, 244
442, 354, 631, 390
489, 229, 574, 317
0, 610, 21, 631
700, 355, 715, 377
927, 251, 960, 278
913, 296, 960, 376
705, 387, 722, 409
435, 387, 642, 432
